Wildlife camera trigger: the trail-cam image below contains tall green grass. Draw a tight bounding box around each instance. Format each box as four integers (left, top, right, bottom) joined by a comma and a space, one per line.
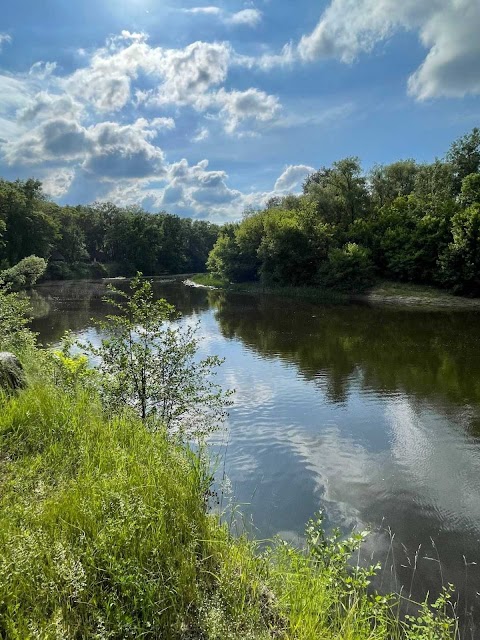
0, 375, 458, 638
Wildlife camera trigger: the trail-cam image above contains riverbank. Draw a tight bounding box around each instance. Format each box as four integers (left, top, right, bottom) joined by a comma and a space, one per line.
189, 274, 480, 309
0, 355, 458, 638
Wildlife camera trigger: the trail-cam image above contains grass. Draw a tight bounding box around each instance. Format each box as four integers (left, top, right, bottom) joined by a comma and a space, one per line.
366, 281, 480, 308
0, 359, 459, 639
189, 273, 229, 288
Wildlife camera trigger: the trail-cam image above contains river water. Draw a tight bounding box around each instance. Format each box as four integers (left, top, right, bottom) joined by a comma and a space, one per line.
29, 278, 480, 630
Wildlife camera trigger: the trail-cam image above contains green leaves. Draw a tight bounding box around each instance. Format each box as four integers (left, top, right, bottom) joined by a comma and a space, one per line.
80, 274, 232, 439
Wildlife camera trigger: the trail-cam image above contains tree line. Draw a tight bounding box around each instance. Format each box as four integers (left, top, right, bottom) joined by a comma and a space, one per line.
0, 179, 220, 281
207, 128, 480, 295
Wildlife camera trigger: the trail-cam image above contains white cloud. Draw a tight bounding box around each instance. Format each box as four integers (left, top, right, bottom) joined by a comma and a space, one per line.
100, 158, 317, 222
0, 74, 33, 115
297, 0, 480, 100
215, 87, 281, 134
149, 41, 231, 109
162, 158, 241, 209
0, 33, 280, 135
255, 43, 295, 70
17, 91, 83, 123
150, 117, 176, 131
118, 30, 148, 43
273, 102, 356, 130
182, 6, 262, 28
0, 34, 12, 51
66, 57, 133, 112
83, 118, 167, 179
42, 168, 75, 197
3, 116, 168, 180
192, 127, 210, 142
182, 6, 222, 16
29, 61, 57, 79
226, 9, 262, 27
274, 164, 314, 192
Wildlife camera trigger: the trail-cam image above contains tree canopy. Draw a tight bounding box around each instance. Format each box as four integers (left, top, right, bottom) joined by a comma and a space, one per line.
0, 180, 220, 280
207, 128, 480, 295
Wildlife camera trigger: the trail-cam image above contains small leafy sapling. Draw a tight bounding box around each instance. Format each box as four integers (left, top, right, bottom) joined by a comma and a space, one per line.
82, 274, 232, 439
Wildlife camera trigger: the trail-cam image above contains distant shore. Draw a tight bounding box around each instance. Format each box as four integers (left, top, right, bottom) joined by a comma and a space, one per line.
187, 274, 480, 310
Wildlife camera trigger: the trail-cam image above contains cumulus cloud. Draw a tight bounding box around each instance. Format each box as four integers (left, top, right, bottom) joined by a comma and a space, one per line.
3, 116, 168, 180
274, 165, 315, 192
42, 168, 75, 197
17, 91, 83, 123
66, 59, 133, 112
5, 33, 280, 134
101, 159, 317, 222
150, 117, 176, 131
297, 0, 480, 99
0, 28, 284, 204
161, 158, 241, 210
83, 118, 167, 179
215, 87, 281, 133
149, 41, 231, 109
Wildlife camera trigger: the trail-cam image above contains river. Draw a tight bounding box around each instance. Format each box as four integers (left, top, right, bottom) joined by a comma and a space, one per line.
29, 278, 480, 631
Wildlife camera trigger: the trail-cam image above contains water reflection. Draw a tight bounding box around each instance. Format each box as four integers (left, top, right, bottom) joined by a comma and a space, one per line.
30, 280, 480, 629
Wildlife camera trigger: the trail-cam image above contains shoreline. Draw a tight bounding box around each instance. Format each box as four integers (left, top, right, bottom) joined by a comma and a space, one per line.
186, 275, 480, 310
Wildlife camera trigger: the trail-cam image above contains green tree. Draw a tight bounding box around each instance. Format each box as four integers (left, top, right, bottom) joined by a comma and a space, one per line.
0, 255, 47, 291
446, 127, 480, 194
304, 157, 369, 226
460, 173, 480, 207
258, 209, 318, 285
0, 179, 58, 265
82, 275, 231, 438
317, 243, 375, 292
413, 160, 455, 204
369, 160, 418, 207
439, 204, 480, 295
207, 224, 260, 282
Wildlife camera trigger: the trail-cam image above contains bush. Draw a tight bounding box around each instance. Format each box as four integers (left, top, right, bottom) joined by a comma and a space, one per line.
439, 204, 480, 295
0, 286, 35, 353
318, 243, 375, 292
0, 255, 47, 291
80, 275, 232, 438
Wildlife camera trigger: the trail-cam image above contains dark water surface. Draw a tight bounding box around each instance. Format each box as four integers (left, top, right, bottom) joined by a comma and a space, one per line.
30, 278, 480, 628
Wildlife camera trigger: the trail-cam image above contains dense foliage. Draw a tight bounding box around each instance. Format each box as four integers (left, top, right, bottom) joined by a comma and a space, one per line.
208, 128, 480, 295
0, 255, 47, 291
0, 179, 219, 279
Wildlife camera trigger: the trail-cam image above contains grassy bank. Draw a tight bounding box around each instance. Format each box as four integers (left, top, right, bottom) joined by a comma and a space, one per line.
363, 281, 480, 309
0, 360, 458, 639
189, 274, 348, 303
190, 274, 480, 309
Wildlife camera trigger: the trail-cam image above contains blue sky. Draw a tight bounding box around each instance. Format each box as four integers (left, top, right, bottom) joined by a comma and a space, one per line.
0, 0, 479, 221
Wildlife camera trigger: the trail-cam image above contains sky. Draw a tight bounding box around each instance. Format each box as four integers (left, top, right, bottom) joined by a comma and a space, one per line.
0, 0, 479, 222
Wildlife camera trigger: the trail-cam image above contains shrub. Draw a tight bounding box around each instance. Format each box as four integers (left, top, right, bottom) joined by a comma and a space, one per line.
318, 243, 375, 292
80, 275, 232, 439
0, 286, 35, 353
1, 255, 47, 291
